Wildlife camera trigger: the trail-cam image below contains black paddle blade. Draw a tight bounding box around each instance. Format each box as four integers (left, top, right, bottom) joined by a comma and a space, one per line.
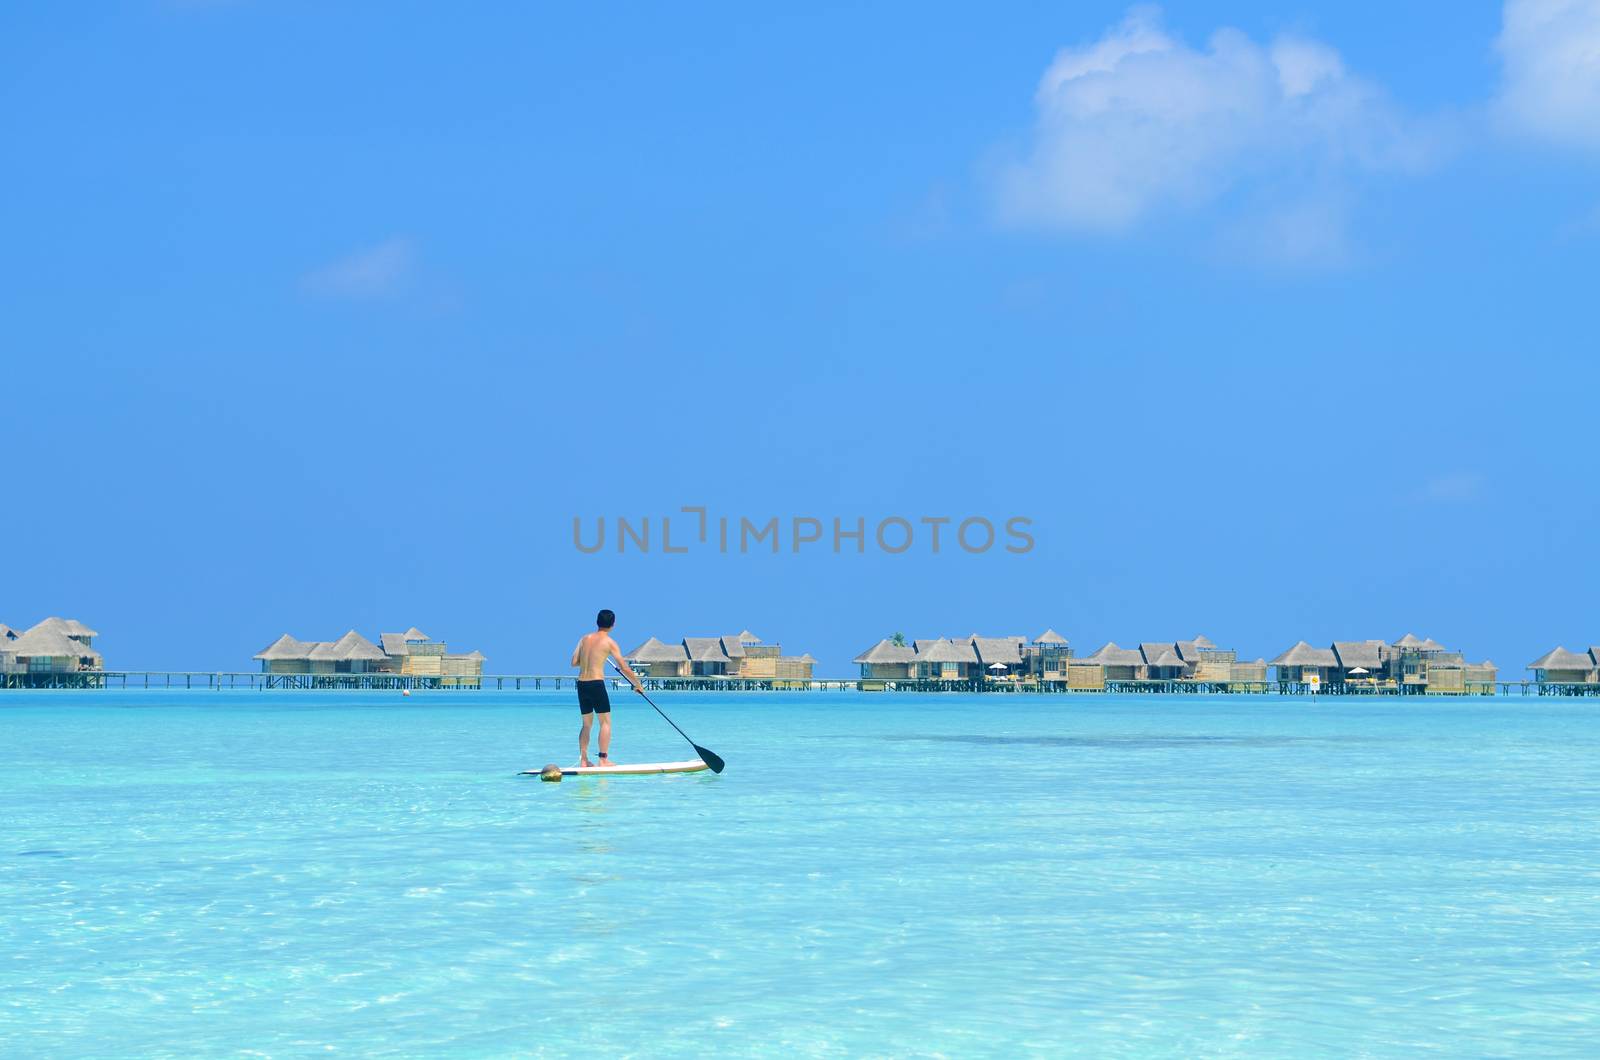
695, 744, 726, 774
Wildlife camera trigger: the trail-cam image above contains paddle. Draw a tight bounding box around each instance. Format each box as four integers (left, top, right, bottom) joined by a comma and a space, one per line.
610, 659, 725, 773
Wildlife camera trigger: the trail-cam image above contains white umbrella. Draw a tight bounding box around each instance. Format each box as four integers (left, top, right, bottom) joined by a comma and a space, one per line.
988, 663, 1008, 671
1350, 666, 1369, 675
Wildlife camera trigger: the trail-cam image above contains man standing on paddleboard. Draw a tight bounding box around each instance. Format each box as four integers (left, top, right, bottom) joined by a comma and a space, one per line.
571, 609, 643, 768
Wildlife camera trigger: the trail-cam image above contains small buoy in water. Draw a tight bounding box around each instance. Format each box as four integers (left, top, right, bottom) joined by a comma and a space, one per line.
539, 764, 563, 783
402, 689, 411, 697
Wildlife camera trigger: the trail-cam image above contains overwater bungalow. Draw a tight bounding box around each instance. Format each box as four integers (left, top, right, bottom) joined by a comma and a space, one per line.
2, 625, 104, 675
1275, 635, 1495, 694
726, 631, 816, 679
1, 617, 104, 684
1177, 635, 1239, 682
1022, 629, 1109, 687
385, 628, 485, 687
255, 631, 384, 674
1024, 629, 1071, 680
1462, 660, 1497, 694
1077, 635, 1250, 687
912, 639, 982, 681
1389, 633, 1437, 690
1270, 642, 1340, 687
852, 631, 1104, 689
1140, 643, 1188, 681
1377, 633, 1493, 694
1234, 658, 1270, 685
1332, 640, 1388, 687
254, 627, 485, 687
972, 636, 1024, 681
853, 639, 916, 680
26, 617, 100, 648
376, 628, 432, 668
1527, 647, 1599, 692
626, 632, 815, 681
1082, 642, 1144, 682
685, 637, 738, 676
628, 637, 691, 678
1073, 635, 1251, 687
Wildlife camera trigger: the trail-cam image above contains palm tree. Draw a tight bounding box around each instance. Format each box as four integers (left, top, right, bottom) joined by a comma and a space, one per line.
891, 632, 906, 647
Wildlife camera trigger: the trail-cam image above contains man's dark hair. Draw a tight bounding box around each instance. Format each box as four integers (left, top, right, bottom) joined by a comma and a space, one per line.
596, 609, 615, 629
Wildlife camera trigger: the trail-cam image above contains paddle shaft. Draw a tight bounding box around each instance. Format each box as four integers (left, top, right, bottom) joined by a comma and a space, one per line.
610, 660, 725, 772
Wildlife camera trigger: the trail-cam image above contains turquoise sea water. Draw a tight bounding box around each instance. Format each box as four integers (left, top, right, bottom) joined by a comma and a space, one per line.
3, 691, 1599, 1057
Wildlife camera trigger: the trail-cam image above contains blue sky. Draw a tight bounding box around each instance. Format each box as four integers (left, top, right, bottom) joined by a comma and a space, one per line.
4, 1, 1598, 673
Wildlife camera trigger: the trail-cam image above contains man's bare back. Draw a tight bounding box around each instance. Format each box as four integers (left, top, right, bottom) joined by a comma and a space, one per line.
573, 630, 623, 681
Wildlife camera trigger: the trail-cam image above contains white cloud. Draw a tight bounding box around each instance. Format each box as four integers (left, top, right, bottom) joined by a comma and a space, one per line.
996, 6, 1436, 244
1495, 0, 1600, 149
302, 237, 416, 299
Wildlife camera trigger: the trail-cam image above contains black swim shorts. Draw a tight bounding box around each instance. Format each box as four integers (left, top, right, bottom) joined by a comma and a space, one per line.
577, 679, 611, 715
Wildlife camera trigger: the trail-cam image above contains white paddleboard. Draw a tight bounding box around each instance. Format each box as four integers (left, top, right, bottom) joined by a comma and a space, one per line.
523, 760, 709, 777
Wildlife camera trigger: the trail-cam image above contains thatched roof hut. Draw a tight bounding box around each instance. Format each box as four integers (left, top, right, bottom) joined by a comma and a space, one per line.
1528, 646, 1593, 671
1332, 640, 1385, 671
1391, 633, 1427, 649
852, 639, 915, 665
684, 637, 733, 665
1083, 642, 1144, 665
1032, 629, 1068, 645
255, 634, 314, 661
1141, 644, 1185, 668
26, 617, 99, 640
1269, 642, 1339, 667
972, 637, 1023, 667
7, 627, 99, 661
915, 639, 978, 664
628, 637, 691, 663
329, 630, 385, 662
380, 629, 439, 657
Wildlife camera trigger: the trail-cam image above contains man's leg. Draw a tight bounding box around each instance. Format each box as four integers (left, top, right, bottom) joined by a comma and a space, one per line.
598, 713, 613, 765
579, 713, 594, 766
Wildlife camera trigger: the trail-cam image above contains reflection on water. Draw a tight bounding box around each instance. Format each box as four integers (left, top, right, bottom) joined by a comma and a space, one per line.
568, 777, 616, 856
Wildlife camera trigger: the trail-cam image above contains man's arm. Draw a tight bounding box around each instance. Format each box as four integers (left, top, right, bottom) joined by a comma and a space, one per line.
609, 640, 643, 692
571, 639, 584, 668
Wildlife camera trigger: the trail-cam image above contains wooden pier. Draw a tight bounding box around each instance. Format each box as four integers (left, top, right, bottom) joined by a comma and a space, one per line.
0, 671, 863, 692
0, 672, 1580, 696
